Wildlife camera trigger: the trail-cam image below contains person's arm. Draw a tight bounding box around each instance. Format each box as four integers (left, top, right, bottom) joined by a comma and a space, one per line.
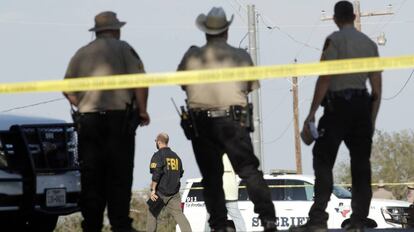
134, 88, 150, 126
304, 38, 336, 124
369, 71, 382, 132
149, 153, 163, 201
304, 76, 331, 124
123, 43, 151, 126
63, 92, 79, 106
150, 181, 159, 201
177, 46, 200, 91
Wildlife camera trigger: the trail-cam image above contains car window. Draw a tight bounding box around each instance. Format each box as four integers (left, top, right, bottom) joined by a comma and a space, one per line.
333, 185, 352, 199
267, 179, 285, 201
186, 182, 204, 202
284, 180, 313, 201
238, 180, 248, 201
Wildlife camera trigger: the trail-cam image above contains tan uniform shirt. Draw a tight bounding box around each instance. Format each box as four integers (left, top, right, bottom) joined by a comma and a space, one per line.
372, 187, 395, 200
64, 36, 145, 113
222, 154, 238, 201
178, 38, 259, 110
322, 25, 379, 91
407, 188, 414, 203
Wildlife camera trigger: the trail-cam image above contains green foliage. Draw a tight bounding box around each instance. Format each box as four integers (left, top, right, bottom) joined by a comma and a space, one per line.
335, 130, 414, 200
54, 191, 176, 232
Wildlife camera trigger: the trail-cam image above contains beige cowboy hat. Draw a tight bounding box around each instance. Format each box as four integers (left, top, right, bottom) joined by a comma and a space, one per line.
378, 179, 385, 188
196, 7, 234, 35
89, 11, 126, 32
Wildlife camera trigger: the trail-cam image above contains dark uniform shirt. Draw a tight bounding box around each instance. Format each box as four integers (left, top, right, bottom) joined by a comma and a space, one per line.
150, 147, 184, 196
64, 35, 145, 113
321, 25, 379, 91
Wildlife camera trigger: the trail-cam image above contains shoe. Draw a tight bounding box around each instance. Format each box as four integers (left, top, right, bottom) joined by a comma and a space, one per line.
262, 220, 277, 232
344, 223, 365, 232
289, 223, 327, 232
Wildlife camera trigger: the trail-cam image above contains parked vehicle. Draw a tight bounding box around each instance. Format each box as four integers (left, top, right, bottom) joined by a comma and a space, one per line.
180, 171, 411, 231
0, 114, 81, 232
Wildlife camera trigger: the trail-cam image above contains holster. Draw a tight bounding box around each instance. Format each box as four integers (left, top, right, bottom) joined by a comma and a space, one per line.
180, 108, 198, 140
123, 102, 140, 135
230, 104, 254, 132
71, 108, 82, 132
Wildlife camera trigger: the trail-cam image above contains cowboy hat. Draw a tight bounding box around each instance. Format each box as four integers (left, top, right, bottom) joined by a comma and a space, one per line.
196, 7, 234, 35
89, 11, 126, 32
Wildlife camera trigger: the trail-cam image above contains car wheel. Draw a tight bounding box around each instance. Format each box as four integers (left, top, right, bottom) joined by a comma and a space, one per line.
27, 213, 59, 232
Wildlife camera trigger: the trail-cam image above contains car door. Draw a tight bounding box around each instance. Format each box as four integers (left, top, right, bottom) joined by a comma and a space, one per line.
182, 181, 208, 232
274, 179, 314, 230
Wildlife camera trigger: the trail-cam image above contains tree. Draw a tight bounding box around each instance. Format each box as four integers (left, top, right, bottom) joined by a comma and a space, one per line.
335, 130, 414, 200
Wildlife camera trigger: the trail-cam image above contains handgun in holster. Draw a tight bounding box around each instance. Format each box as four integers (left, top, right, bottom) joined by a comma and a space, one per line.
180, 106, 199, 140
123, 97, 140, 135
230, 103, 254, 132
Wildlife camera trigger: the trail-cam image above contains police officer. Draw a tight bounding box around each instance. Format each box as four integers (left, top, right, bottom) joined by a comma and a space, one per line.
63, 11, 149, 232
372, 180, 395, 200
291, 1, 382, 232
147, 133, 192, 232
177, 7, 276, 232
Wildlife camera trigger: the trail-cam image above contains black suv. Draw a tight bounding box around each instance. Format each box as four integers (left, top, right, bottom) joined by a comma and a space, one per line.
0, 114, 81, 231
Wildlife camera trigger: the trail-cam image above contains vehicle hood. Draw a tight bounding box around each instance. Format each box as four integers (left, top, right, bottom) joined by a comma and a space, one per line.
0, 113, 65, 130
370, 198, 411, 208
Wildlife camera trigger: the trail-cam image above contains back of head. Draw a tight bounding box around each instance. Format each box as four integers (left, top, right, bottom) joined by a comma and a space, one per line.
334, 1, 355, 23
156, 132, 169, 145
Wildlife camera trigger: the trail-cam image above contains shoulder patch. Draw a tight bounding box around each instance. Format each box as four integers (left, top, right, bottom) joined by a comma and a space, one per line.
150, 162, 157, 169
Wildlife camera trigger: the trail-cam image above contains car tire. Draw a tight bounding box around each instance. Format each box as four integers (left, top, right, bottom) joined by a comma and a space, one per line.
27, 213, 59, 232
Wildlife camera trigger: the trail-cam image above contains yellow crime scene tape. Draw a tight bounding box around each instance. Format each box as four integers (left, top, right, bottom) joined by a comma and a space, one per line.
1, 55, 414, 94
187, 182, 414, 190
128, 182, 414, 192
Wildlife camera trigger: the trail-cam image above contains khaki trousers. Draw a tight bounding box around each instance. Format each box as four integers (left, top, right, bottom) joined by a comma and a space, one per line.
146, 192, 192, 232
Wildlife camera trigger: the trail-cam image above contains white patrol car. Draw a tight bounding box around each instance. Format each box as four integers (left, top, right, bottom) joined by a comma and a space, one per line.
180, 171, 411, 231
0, 114, 81, 232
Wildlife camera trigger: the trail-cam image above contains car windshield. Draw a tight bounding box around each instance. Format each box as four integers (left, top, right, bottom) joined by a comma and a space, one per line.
333, 185, 352, 199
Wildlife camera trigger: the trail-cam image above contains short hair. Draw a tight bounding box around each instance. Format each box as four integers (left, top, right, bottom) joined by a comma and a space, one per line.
156, 132, 169, 145
334, 1, 355, 23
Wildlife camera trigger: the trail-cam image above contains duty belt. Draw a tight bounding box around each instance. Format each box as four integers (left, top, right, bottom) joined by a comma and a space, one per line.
193, 108, 232, 118
79, 109, 126, 116
327, 89, 368, 100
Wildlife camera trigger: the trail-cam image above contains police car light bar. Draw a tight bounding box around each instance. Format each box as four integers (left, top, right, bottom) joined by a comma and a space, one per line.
270, 169, 297, 175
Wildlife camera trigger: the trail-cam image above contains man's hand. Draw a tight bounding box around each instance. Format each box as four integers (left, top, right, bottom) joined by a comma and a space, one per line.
139, 111, 150, 126
150, 190, 158, 201
304, 112, 316, 126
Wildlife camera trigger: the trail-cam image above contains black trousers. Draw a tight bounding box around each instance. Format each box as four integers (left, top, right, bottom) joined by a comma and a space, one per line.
191, 116, 276, 230
77, 112, 136, 232
309, 95, 373, 226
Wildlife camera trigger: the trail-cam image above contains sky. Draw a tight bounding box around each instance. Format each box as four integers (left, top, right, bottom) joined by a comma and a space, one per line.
0, 0, 413, 189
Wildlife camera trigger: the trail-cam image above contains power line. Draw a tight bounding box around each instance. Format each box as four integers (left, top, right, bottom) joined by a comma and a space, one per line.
382, 69, 414, 100
263, 118, 294, 144
370, 0, 408, 36
257, 13, 321, 52
1, 97, 65, 113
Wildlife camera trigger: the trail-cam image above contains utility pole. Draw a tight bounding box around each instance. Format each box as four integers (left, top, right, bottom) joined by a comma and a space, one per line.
292, 60, 302, 174
247, 4, 264, 170
321, 0, 393, 32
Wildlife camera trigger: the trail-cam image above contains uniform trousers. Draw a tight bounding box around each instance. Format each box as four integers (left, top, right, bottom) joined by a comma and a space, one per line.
77, 111, 136, 232
146, 192, 192, 232
308, 94, 373, 226
205, 200, 247, 232
191, 116, 276, 230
